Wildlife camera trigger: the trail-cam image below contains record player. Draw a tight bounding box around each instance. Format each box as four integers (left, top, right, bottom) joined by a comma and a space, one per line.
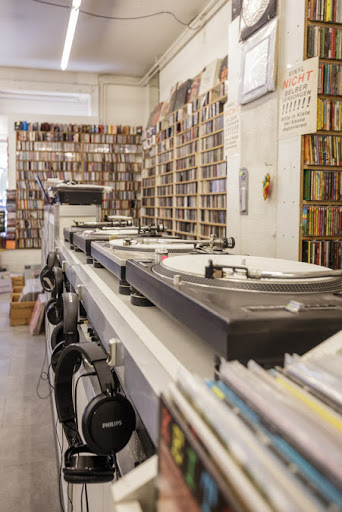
63, 216, 134, 246
91, 235, 235, 295
72, 223, 178, 263
125, 254, 342, 366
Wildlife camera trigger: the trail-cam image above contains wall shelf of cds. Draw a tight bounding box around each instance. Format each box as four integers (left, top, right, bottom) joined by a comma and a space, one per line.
300, 0, 342, 268
141, 65, 228, 240
14, 122, 142, 249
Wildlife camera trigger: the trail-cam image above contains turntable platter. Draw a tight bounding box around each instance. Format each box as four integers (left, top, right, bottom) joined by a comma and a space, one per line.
154, 254, 342, 293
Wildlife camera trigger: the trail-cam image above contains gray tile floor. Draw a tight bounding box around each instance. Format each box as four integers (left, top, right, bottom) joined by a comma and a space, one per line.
0, 292, 60, 512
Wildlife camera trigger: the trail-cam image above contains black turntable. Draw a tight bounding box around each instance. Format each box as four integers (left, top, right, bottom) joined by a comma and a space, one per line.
91, 236, 235, 294
125, 254, 342, 366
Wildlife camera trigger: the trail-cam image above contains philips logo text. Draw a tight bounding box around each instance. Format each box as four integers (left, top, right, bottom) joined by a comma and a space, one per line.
102, 420, 123, 429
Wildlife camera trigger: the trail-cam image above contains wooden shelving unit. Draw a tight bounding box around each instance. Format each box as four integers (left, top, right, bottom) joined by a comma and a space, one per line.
15, 123, 142, 249
141, 80, 227, 239
300, 1, 342, 268
82, 129, 142, 219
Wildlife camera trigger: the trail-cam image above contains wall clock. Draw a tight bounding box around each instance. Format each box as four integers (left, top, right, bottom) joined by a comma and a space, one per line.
240, 0, 277, 40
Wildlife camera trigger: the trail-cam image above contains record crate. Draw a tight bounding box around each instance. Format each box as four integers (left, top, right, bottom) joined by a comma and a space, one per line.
9, 293, 35, 326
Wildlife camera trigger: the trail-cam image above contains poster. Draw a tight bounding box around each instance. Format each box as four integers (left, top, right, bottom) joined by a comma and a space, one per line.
278, 57, 318, 139
224, 102, 241, 157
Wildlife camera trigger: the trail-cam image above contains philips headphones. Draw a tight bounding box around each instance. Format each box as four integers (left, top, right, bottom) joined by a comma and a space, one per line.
46, 267, 64, 325
51, 292, 80, 372
55, 342, 136, 484
40, 251, 59, 292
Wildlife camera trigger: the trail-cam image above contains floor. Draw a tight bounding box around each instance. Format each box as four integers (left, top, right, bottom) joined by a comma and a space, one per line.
0, 292, 60, 512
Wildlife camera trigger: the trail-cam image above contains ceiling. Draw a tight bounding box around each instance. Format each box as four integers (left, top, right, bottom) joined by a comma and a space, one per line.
1, 0, 213, 77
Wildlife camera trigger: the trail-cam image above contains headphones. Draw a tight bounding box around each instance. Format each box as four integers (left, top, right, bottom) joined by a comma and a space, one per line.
55, 342, 136, 484
46, 267, 64, 325
40, 252, 59, 292
50, 293, 80, 372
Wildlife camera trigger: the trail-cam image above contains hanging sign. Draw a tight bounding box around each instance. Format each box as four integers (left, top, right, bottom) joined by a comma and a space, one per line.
224, 101, 241, 157
279, 57, 318, 139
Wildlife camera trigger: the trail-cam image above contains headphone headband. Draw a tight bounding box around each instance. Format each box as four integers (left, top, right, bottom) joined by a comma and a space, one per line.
55, 343, 113, 446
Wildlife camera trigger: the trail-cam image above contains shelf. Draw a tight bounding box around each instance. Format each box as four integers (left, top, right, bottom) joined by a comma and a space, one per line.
174, 179, 197, 185
318, 93, 342, 100
199, 191, 226, 196
200, 112, 224, 123
199, 221, 225, 226
302, 236, 342, 240
174, 165, 198, 173
157, 147, 174, 156
307, 19, 342, 29
174, 230, 197, 237
200, 128, 224, 138
174, 193, 197, 197
172, 206, 197, 210
174, 151, 197, 160
314, 130, 342, 135
174, 218, 197, 223
198, 207, 226, 211
175, 125, 200, 137
200, 175, 227, 182
302, 200, 342, 205
199, 144, 224, 154
157, 159, 174, 166
174, 138, 199, 149
303, 164, 342, 169
313, 57, 342, 65
200, 159, 226, 166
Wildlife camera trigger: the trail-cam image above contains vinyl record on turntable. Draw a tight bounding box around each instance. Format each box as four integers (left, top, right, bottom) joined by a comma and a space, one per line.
125, 254, 342, 366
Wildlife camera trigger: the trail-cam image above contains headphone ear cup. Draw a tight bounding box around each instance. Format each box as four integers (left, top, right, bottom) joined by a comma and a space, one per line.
51, 341, 66, 374
47, 297, 63, 325
51, 322, 65, 351
63, 447, 114, 484
82, 394, 136, 455
51, 337, 80, 374
40, 267, 56, 292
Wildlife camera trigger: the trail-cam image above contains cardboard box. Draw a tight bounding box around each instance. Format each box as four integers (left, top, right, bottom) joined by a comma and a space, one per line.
10, 293, 36, 326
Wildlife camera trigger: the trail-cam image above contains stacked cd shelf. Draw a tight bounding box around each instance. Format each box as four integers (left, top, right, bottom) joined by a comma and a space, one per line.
82, 128, 142, 219
141, 139, 157, 225
174, 101, 200, 238
15, 125, 82, 248
155, 118, 174, 233
300, 1, 342, 268
199, 85, 227, 239
15, 123, 142, 248
141, 80, 227, 239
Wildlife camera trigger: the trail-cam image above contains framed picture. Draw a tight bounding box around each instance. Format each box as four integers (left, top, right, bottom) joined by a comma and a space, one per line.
240, 17, 278, 105
240, 0, 277, 40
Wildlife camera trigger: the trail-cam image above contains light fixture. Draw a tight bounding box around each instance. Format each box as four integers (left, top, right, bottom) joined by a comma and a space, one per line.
61, 0, 83, 71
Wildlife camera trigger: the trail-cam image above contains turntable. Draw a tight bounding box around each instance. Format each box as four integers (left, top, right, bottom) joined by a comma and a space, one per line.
63, 216, 134, 246
125, 254, 342, 366
90, 236, 235, 294
72, 223, 178, 263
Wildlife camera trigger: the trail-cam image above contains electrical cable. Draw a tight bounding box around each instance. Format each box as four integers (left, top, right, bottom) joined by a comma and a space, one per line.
85, 484, 89, 512
36, 337, 53, 399
55, 418, 65, 512
81, 484, 84, 512
31, 0, 200, 30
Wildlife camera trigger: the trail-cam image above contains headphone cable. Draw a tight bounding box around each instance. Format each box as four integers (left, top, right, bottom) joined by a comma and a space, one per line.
36, 336, 53, 399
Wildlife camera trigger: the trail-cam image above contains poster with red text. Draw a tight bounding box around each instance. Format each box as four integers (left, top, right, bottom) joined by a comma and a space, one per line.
279, 57, 318, 139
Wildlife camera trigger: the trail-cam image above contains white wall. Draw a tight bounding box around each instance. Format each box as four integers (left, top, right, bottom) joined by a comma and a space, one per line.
158, 0, 304, 260
159, 2, 231, 101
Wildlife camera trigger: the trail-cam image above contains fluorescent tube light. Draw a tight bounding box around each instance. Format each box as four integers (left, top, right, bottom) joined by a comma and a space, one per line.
61, 0, 82, 71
